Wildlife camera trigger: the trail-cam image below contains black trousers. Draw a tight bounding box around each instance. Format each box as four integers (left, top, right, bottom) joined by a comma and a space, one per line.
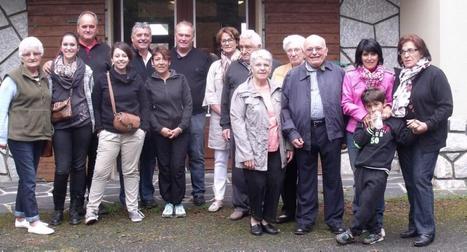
351, 167, 388, 235
139, 134, 157, 202
295, 124, 344, 229
155, 132, 189, 205
244, 151, 284, 223
52, 123, 92, 211
230, 136, 249, 212
280, 156, 297, 217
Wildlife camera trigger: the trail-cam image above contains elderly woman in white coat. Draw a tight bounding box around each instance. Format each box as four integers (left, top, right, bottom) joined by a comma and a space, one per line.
203, 26, 241, 212
231, 49, 293, 236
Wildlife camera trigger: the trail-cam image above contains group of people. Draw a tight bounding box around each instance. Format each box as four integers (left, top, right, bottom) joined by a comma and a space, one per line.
0, 10, 453, 248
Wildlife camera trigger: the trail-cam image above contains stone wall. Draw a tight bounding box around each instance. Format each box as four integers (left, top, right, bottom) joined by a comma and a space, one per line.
339, 0, 400, 69
0, 0, 27, 79
433, 118, 467, 189
0, 1, 26, 182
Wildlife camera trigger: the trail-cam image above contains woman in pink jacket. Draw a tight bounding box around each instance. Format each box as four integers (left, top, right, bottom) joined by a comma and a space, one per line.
341, 38, 394, 240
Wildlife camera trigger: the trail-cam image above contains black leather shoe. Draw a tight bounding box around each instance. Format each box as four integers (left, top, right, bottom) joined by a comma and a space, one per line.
193, 195, 205, 206
329, 226, 346, 234
261, 223, 279, 235
294, 226, 311, 235
414, 234, 434, 247
141, 199, 157, 209
250, 224, 263, 236
50, 210, 63, 226
69, 210, 81, 225
400, 229, 418, 238
276, 214, 294, 224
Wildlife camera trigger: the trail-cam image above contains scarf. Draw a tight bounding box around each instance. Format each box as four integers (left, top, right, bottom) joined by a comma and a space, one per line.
221, 49, 241, 78
357, 65, 384, 88
51, 55, 85, 101
391, 57, 431, 118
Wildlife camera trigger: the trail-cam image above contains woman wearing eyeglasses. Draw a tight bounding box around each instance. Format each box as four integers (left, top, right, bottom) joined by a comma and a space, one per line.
203, 27, 241, 212
0, 37, 55, 235
392, 34, 452, 247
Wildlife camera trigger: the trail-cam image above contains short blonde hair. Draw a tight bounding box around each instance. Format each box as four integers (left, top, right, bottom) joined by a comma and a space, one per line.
18, 36, 44, 57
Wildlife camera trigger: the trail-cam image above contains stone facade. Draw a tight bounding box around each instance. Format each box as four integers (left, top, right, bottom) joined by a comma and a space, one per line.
340, 0, 400, 69
0, 1, 26, 182
0, 0, 27, 79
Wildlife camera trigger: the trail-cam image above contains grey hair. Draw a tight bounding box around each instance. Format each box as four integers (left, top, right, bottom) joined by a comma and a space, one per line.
250, 49, 272, 66
18, 36, 44, 57
132, 22, 152, 36
77, 11, 98, 26
240, 29, 262, 48
283, 34, 305, 51
175, 20, 195, 36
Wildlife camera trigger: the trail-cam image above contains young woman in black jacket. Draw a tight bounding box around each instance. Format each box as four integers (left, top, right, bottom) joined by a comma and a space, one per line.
85, 42, 149, 224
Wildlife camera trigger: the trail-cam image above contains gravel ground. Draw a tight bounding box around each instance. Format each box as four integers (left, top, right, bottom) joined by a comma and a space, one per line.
0, 196, 466, 251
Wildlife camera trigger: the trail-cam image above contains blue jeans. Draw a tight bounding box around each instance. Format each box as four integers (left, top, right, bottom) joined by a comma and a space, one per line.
139, 134, 157, 202
188, 113, 206, 197
398, 143, 439, 235
347, 132, 385, 230
8, 139, 44, 222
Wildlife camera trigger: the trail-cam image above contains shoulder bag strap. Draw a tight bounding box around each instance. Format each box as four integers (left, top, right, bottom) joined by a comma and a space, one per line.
106, 71, 117, 115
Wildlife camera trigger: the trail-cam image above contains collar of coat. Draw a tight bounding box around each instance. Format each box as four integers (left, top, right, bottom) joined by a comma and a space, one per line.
298, 61, 333, 81
238, 77, 281, 98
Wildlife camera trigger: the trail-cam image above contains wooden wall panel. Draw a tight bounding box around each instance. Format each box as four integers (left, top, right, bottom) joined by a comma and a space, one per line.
27, 0, 107, 181
264, 0, 340, 64
27, 0, 107, 62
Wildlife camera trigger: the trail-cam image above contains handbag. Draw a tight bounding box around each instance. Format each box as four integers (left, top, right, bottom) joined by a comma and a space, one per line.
106, 72, 140, 133
41, 140, 53, 157
51, 88, 73, 123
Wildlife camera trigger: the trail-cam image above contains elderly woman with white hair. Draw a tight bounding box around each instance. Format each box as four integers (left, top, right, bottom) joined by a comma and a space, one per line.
272, 34, 305, 85
271, 34, 305, 224
230, 49, 293, 236
0, 37, 55, 235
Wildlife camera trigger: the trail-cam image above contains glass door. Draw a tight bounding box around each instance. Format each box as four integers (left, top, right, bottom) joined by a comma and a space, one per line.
121, 0, 176, 48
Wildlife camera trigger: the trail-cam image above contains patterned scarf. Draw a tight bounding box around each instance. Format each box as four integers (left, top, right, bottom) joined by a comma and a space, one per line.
53, 54, 77, 80
221, 49, 241, 78
392, 57, 431, 118
357, 65, 385, 88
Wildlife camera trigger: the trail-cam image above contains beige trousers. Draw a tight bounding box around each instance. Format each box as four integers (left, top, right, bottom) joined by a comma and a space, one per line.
86, 129, 145, 213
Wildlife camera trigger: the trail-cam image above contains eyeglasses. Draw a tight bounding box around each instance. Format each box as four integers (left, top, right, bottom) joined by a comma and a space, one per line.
398, 48, 418, 55
305, 47, 324, 53
21, 52, 42, 57
239, 45, 254, 52
221, 38, 235, 44
286, 48, 302, 54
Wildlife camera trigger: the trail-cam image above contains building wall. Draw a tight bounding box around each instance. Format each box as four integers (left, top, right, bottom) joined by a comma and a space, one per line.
263, 0, 340, 64
340, 0, 400, 69
0, 0, 27, 79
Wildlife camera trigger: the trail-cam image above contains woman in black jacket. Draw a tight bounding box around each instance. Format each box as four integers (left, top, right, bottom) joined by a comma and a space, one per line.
85, 42, 149, 224
49, 32, 95, 226
145, 46, 192, 218
392, 34, 453, 247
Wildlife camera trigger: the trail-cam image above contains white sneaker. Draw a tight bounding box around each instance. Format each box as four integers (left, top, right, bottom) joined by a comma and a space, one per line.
174, 204, 186, 218
15, 219, 30, 229
85, 211, 98, 225
380, 227, 386, 238
28, 222, 54, 235
129, 210, 145, 223
162, 203, 174, 218
208, 200, 223, 212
